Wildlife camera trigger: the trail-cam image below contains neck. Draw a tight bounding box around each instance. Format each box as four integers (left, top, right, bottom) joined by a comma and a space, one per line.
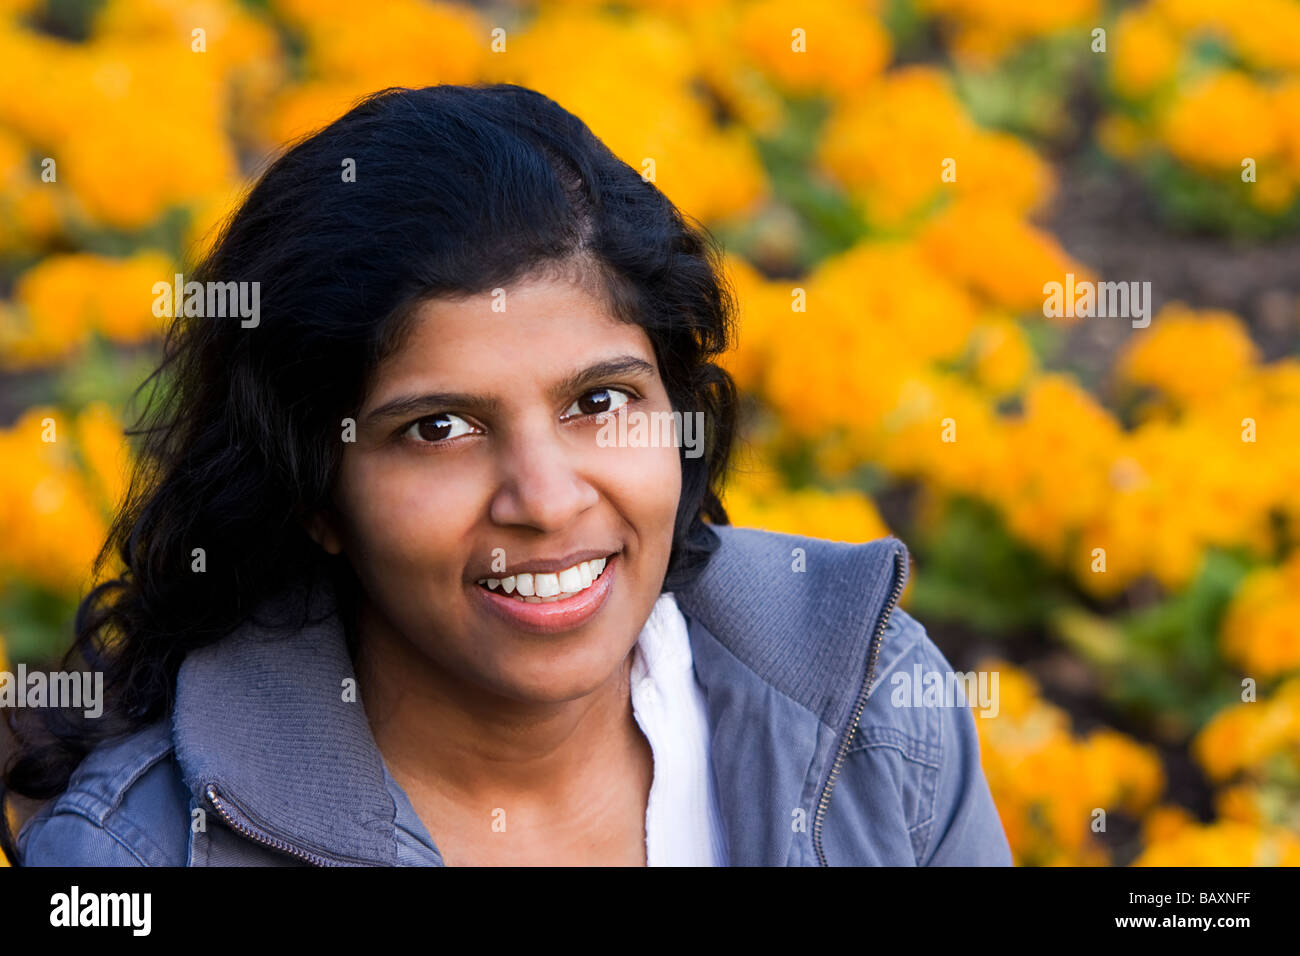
352, 598, 642, 812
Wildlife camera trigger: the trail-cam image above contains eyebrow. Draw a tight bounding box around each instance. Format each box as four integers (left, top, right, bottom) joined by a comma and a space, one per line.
363, 354, 659, 426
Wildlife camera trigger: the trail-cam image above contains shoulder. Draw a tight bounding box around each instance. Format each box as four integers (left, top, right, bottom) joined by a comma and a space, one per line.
853, 605, 947, 764
703, 523, 906, 579
679, 524, 910, 710
850, 606, 1014, 865
17, 719, 194, 867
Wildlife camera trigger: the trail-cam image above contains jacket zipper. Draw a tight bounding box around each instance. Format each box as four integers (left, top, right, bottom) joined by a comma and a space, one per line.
811, 546, 908, 866
204, 783, 337, 867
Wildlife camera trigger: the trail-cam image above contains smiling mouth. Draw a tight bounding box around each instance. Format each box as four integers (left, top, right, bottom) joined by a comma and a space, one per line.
472, 552, 619, 635
475, 554, 613, 603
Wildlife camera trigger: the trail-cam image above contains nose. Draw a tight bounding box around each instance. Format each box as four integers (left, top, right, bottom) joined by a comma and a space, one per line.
487, 422, 600, 532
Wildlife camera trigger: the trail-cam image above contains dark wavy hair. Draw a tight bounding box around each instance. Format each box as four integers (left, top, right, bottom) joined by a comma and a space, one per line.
1, 83, 740, 864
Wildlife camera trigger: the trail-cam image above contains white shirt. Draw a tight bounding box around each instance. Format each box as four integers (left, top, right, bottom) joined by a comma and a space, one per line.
630, 591, 729, 866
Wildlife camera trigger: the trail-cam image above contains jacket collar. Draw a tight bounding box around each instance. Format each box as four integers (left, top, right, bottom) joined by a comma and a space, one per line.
674, 526, 909, 864
172, 525, 909, 865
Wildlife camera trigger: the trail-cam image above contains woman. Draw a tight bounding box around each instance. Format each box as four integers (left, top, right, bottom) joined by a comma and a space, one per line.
2, 84, 1011, 866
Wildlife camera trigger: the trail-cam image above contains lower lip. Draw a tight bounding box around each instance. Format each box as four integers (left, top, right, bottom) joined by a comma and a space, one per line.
472, 554, 619, 635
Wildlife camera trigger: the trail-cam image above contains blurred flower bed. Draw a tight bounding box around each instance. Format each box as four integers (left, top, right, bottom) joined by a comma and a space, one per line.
2, 0, 1298, 867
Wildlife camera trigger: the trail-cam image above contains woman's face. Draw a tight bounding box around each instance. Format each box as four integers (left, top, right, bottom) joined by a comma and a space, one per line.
311, 272, 683, 705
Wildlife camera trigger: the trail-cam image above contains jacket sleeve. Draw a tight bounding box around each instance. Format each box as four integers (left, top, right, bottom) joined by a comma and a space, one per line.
18, 808, 149, 866
16, 750, 191, 867
913, 632, 1014, 866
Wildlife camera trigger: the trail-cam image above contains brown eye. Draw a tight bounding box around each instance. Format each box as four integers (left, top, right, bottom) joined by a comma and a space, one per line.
405, 413, 473, 443
566, 387, 630, 419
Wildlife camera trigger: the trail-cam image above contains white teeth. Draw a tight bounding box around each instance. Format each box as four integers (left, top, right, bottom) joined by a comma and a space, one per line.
557, 566, 583, 593
477, 557, 612, 601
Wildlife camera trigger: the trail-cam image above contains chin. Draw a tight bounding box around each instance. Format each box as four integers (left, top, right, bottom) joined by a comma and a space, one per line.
483, 640, 632, 704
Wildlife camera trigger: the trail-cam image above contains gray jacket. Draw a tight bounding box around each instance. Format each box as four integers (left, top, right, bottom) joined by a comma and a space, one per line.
17, 524, 1014, 866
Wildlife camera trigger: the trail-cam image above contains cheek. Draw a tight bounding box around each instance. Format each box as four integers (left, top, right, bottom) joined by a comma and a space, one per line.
336, 453, 471, 577
603, 442, 682, 531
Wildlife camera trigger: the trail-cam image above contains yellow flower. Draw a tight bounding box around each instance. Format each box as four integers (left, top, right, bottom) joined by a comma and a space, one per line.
1110, 6, 1182, 100
286, 0, 484, 93
1192, 677, 1300, 781
97, 251, 176, 344
733, 0, 892, 98
263, 0, 485, 145
1214, 783, 1264, 826
482, 7, 769, 225
0, 0, 39, 16
1141, 803, 1197, 845
1220, 555, 1300, 679
988, 374, 1121, 566
75, 402, 132, 514
1075, 416, 1264, 594
714, 255, 788, 394
0, 16, 244, 230
0, 127, 61, 254
818, 67, 972, 227
1151, 0, 1300, 73
262, 80, 373, 146
956, 130, 1056, 217
0, 408, 110, 595
720, 478, 892, 545
1159, 70, 1282, 175
1274, 80, 1300, 181
972, 656, 1162, 865
808, 241, 981, 367
1100, 0, 1300, 224
1133, 821, 1300, 866
688, 7, 787, 138
1117, 304, 1259, 410
914, 0, 1100, 64
1082, 728, 1165, 816
819, 68, 1051, 227
969, 316, 1036, 397
975, 657, 1041, 723
918, 199, 1092, 314
872, 370, 1001, 498
93, 0, 283, 89
183, 184, 250, 264
3, 251, 174, 368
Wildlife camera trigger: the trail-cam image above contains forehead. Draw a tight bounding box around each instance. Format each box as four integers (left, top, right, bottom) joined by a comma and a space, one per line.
368, 274, 657, 391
